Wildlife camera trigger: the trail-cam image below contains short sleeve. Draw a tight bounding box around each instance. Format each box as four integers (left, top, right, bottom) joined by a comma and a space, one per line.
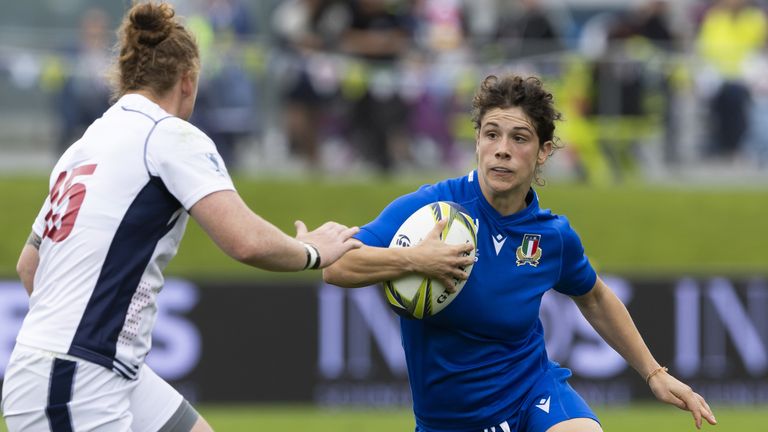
145, 119, 235, 210
355, 185, 438, 247
31, 198, 50, 237
554, 217, 596, 296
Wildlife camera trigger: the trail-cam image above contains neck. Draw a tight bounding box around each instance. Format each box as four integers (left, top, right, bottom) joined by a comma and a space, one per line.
132, 87, 182, 117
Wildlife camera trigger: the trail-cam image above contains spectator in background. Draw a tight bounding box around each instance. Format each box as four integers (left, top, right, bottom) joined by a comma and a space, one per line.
696, 0, 767, 161
55, 7, 112, 156
498, 0, 563, 60
742, 44, 768, 167
338, 0, 414, 174
189, 0, 259, 169
407, 0, 468, 170
204, 0, 255, 38
273, 0, 349, 170
631, 0, 681, 166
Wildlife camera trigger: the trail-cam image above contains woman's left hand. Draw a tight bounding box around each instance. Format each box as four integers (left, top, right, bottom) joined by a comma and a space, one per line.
648, 370, 717, 429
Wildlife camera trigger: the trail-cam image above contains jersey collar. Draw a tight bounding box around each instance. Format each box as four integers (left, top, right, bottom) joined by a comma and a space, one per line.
469, 170, 540, 224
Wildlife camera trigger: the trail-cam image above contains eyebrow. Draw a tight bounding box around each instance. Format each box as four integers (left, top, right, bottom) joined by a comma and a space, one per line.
482, 122, 533, 133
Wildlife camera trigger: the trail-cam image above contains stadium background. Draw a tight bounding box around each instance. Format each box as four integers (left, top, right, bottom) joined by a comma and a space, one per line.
0, 0, 766, 430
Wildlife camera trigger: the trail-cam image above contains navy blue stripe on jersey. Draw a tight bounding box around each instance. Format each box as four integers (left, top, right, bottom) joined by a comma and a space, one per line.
112, 366, 133, 380
112, 358, 138, 379
113, 357, 139, 373
45, 358, 76, 432
68, 176, 182, 372
121, 106, 172, 174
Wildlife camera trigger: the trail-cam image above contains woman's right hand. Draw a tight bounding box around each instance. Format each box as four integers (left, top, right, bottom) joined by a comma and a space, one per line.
405, 219, 476, 292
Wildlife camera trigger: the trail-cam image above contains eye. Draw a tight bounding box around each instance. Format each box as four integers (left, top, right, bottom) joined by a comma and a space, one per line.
514, 134, 530, 143
486, 131, 498, 140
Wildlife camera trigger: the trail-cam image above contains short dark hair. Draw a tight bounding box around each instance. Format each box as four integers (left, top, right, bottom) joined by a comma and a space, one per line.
471, 74, 562, 146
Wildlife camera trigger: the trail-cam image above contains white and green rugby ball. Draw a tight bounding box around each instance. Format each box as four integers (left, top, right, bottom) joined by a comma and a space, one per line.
384, 201, 477, 319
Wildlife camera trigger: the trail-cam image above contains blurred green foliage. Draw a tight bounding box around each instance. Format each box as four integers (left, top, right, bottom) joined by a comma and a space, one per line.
2, 176, 766, 279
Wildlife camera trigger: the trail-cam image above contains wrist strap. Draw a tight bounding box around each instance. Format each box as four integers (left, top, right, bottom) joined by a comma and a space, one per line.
645, 366, 668, 384
302, 242, 321, 270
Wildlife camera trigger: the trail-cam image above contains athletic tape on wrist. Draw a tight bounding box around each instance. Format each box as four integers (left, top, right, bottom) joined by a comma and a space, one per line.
302, 242, 321, 270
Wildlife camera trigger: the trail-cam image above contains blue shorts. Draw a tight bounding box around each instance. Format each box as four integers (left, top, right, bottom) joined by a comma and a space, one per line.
415, 365, 599, 432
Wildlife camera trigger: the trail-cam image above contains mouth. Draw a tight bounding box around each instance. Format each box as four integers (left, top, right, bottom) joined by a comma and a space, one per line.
490, 167, 514, 175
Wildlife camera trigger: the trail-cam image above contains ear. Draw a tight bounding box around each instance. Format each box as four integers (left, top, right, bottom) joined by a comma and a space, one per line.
180, 71, 196, 97
537, 140, 553, 165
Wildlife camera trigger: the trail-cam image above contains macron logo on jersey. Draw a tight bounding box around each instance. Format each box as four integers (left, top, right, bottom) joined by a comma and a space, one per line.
492, 234, 506, 255
535, 396, 551, 413
206, 153, 226, 176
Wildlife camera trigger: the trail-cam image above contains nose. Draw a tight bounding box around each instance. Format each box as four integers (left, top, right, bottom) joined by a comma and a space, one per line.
494, 142, 511, 161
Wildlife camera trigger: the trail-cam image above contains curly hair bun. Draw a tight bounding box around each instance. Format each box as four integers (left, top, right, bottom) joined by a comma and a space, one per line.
129, 2, 175, 47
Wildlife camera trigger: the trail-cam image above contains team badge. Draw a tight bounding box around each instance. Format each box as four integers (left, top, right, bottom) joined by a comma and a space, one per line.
516, 234, 542, 267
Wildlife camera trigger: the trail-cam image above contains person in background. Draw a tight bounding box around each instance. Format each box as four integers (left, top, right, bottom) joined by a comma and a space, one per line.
54, 7, 112, 156
338, 0, 414, 174
188, 0, 259, 169
272, 0, 349, 170
498, 0, 563, 60
696, 0, 767, 161
323, 74, 717, 432
1, 2, 359, 431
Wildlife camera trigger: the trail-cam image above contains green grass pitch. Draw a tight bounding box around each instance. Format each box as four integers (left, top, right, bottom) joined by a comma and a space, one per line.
1, 404, 762, 431
197, 404, 764, 431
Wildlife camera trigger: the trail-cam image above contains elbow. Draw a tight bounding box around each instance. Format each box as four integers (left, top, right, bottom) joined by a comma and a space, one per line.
227, 239, 266, 265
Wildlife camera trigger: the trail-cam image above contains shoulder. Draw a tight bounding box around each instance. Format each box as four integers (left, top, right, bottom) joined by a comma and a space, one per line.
532, 206, 582, 245
149, 116, 216, 156
432, 171, 474, 200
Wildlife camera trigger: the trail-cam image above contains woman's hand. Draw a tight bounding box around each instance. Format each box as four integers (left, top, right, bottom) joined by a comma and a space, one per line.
648, 369, 717, 429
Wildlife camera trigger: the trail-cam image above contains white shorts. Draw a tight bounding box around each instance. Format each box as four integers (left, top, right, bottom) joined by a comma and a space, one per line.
1, 343, 184, 432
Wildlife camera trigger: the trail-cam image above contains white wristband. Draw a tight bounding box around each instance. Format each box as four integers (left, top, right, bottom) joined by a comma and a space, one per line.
302, 242, 321, 270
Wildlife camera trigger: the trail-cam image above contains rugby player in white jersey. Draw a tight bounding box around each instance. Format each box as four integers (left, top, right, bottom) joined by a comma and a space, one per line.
1, 2, 360, 431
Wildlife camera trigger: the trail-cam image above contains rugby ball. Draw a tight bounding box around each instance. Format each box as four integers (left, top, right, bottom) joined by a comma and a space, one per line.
384, 201, 477, 319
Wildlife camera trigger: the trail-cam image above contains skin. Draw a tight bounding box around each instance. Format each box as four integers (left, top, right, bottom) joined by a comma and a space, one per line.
475, 106, 552, 216
326, 104, 716, 431
17, 67, 361, 432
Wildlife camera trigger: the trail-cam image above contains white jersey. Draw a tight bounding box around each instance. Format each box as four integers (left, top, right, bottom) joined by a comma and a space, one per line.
17, 94, 235, 380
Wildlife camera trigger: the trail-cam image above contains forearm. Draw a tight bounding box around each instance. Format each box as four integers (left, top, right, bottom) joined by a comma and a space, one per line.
190, 191, 310, 272
575, 278, 661, 379
323, 246, 415, 288
215, 211, 310, 271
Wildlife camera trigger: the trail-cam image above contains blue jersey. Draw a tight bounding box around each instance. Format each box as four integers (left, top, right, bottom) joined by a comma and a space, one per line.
355, 171, 596, 431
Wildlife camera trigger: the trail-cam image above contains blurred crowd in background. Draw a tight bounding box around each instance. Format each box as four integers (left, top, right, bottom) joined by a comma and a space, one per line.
1, 0, 767, 184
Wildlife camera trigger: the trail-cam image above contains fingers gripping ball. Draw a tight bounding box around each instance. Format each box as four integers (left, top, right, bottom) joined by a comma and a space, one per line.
384, 201, 477, 319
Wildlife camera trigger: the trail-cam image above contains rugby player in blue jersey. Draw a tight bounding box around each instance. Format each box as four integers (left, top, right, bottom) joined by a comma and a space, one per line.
323, 74, 717, 432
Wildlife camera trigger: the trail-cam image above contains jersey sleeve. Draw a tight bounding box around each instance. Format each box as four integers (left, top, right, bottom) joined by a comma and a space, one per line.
145, 119, 236, 210
553, 217, 597, 296
31, 198, 51, 237
355, 185, 438, 247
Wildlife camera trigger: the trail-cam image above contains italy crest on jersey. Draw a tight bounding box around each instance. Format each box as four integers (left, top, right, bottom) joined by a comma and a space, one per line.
516, 234, 542, 267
